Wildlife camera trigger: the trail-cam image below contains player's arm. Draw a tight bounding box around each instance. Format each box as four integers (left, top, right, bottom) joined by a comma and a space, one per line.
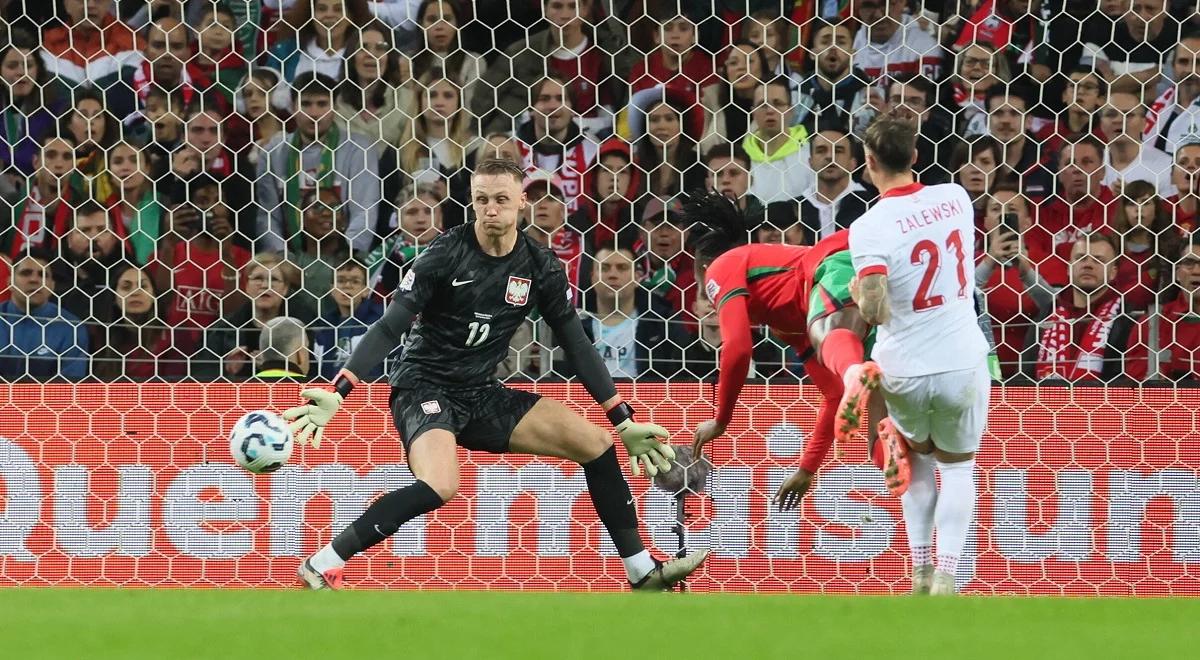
692, 263, 752, 455
282, 236, 448, 448
853, 270, 891, 326
537, 254, 675, 477
848, 224, 892, 326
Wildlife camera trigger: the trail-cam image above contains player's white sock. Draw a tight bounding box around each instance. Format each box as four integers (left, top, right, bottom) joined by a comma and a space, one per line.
622, 550, 656, 583
901, 451, 936, 568
934, 458, 976, 578
310, 543, 346, 573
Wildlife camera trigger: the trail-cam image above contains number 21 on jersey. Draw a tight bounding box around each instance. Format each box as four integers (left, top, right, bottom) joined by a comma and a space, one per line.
910, 229, 968, 312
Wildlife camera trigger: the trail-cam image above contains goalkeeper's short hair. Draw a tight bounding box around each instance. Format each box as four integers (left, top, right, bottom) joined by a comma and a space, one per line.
258, 317, 308, 367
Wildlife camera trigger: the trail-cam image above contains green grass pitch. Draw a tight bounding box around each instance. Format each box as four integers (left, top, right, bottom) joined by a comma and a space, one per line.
1, 589, 1195, 659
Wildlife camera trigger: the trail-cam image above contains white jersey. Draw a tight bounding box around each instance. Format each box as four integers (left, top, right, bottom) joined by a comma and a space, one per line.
849, 182, 989, 378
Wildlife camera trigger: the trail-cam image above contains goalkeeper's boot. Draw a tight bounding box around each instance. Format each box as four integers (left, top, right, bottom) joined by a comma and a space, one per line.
297, 557, 344, 590
911, 565, 934, 595
631, 549, 710, 591
877, 417, 911, 497
835, 361, 882, 454
930, 571, 957, 595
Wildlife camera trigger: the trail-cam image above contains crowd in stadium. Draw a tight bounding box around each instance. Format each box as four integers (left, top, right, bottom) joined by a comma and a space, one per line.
0, 0, 1198, 384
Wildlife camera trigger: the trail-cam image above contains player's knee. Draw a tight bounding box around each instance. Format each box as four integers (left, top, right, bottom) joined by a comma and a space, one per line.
575, 424, 613, 464
422, 473, 460, 502
933, 449, 975, 463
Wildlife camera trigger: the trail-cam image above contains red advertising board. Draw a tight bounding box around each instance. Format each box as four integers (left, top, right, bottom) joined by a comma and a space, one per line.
0, 383, 1196, 595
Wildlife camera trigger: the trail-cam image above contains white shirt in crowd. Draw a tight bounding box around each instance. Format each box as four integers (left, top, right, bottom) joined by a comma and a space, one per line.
1103, 145, 1178, 196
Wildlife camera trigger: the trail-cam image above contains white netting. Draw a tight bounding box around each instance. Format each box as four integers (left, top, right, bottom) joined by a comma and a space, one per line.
0, 0, 1197, 593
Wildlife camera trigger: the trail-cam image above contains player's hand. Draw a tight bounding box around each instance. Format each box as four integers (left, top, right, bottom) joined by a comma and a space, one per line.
282, 388, 343, 449
615, 419, 675, 477
773, 468, 814, 512
691, 419, 726, 459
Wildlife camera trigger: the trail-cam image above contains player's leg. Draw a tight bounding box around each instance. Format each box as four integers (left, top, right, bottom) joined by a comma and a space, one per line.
878, 374, 937, 594
925, 363, 990, 595
502, 394, 709, 589
299, 388, 463, 590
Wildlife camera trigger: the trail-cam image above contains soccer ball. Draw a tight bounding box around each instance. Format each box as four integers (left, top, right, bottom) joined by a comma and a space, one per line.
229, 410, 294, 474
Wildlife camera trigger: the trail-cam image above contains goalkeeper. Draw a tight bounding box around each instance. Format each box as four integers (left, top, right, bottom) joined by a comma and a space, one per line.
285, 159, 707, 590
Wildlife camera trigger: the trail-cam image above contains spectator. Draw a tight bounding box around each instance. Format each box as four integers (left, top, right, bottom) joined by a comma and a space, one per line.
51, 200, 129, 321
127, 88, 186, 170
1100, 91, 1176, 196
40, 0, 142, 85
235, 68, 290, 168
254, 317, 311, 379
702, 142, 761, 215
1083, 0, 1179, 89
1125, 234, 1200, 381
680, 294, 787, 380
1145, 35, 1200, 154
1112, 180, 1181, 313
1052, 67, 1106, 143
578, 241, 681, 379
580, 137, 643, 249
481, 132, 522, 164
183, 107, 239, 181
60, 89, 120, 200
89, 263, 185, 381
700, 40, 771, 152
630, 91, 705, 200
396, 69, 477, 226
336, 20, 409, 148
0, 249, 89, 381
107, 140, 162, 265
885, 74, 953, 185
288, 186, 351, 315
986, 82, 1053, 198
523, 172, 586, 300
635, 199, 695, 318
944, 42, 1011, 138
851, 0, 942, 87
1035, 233, 1133, 382
740, 10, 792, 79
99, 17, 228, 122
1034, 135, 1118, 285
472, 0, 617, 137
151, 181, 250, 353
1168, 140, 1200, 231
949, 136, 1003, 228
363, 183, 443, 295
258, 72, 380, 253
269, 0, 372, 81
412, 0, 487, 113
204, 253, 300, 380
513, 74, 600, 214
0, 28, 67, 178
977, 184, 1054, 377
312, 260, 386, 380
745, 76, 813, 204
796, 19, 870, 136
1, 133, 82, 259
953, 0, 1046, 78
192, 2, 248, 107
796, 124, 872, 243
629, 5, 714, 109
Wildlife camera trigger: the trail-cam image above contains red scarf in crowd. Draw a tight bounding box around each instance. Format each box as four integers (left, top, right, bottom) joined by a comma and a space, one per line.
1036, 293, 1122, 381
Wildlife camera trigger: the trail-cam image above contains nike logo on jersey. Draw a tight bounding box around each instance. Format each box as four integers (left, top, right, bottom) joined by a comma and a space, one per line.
452, 278, 474, 286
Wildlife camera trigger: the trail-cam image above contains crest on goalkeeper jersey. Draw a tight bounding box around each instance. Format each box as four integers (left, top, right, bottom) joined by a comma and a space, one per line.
399, 269, 415, 291
505, 276, 531, 306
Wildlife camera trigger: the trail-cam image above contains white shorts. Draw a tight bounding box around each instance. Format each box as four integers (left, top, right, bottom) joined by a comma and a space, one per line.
880, 361, 990, 454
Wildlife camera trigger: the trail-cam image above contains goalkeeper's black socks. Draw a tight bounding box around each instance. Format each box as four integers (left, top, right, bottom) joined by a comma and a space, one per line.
331, 479, 445, 560
582, 445, 645, 559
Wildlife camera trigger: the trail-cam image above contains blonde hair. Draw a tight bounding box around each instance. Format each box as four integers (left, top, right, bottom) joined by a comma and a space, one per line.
397, 69, 475, 175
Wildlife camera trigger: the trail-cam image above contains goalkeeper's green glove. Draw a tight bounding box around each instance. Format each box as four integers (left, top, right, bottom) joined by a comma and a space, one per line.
283, 388, 343, 449
608, 402, 675, 477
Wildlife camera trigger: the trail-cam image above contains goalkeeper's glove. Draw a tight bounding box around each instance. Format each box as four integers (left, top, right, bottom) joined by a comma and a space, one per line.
608, 402, 675, 477
283, 388, 343, 449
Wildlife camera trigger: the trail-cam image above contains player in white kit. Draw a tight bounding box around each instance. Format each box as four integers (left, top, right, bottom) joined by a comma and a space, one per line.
847, 117, 991, 596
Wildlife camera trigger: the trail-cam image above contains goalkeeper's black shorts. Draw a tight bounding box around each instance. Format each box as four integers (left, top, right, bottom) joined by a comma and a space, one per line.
389, 380, 542, 454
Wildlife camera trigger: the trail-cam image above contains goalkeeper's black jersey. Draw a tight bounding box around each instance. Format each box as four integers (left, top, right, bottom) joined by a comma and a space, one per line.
387, 223, 576, 389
